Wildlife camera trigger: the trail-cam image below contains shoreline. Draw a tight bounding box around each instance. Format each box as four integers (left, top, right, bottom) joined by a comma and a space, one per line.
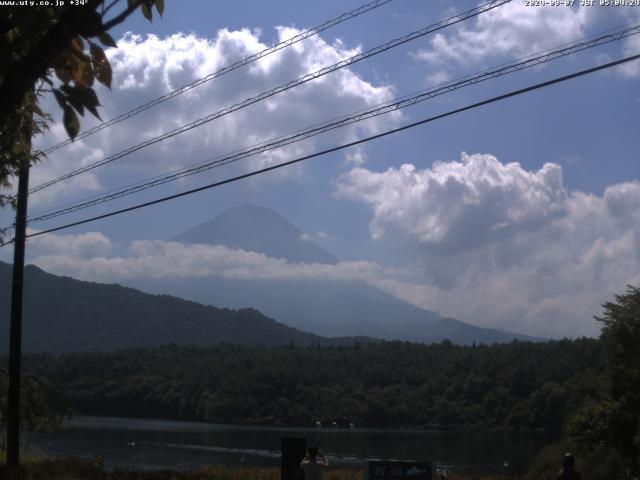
2, 457, 512, 480
24, 416, 543, 477
64, 413, 554, 435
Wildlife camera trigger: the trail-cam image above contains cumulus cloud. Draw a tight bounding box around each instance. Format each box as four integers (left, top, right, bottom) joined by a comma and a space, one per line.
414, 1, 588, 76
344, 147, 367, 166
22, 153, 640, 340
336, 153, 567, 251
29, 28, 400, 209
335, 152, 640, 338
26, 235, 408, 296
19, 150, 640, 338
27, 230, 113, 260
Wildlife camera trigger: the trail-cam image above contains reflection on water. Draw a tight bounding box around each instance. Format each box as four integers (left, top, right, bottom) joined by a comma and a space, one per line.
25, 416, 554, 475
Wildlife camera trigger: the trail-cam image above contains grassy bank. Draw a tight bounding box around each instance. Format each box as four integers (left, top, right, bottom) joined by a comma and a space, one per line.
0, 458, 508, 480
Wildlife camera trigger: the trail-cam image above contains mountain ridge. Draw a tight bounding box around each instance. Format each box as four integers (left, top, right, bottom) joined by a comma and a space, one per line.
161, 204, 537, 344
0, 205, 539, 350
172, 204, 338, 264
0, 262, 372, 354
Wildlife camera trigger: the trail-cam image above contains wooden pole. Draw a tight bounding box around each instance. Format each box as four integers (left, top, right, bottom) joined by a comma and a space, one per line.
5, 118, 31, 480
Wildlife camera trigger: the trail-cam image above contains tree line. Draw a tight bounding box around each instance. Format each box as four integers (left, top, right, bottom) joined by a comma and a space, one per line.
19, 338, 603, 433
3, 286, 639, 476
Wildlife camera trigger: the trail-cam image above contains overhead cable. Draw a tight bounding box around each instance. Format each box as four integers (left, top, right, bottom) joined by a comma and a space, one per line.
26, 23, 640, 224
42, 0, 397, 155
1, 51, 634, 247
29, 0, 512, 194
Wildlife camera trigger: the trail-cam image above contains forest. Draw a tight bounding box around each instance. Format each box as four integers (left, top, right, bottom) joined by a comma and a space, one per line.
20, 338, 603, 432
2, 286, 639, 477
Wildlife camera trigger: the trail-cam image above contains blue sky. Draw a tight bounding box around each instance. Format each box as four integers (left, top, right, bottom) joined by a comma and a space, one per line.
3, 0, 640, 337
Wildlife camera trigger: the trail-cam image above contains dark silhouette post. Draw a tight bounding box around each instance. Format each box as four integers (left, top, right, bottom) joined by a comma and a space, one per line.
5, 156, 31, 480
281, 437, 307, 480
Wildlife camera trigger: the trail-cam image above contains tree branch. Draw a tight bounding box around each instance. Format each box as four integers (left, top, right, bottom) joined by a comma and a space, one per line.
102, 0, 124, 18
102, 0, 143, 31
0, 1, 143, 127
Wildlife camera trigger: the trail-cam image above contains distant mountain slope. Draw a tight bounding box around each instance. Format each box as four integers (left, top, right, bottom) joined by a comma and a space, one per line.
0, 205, 538, 352
173, 204, 338, 264
161, 204, 537, 344
134, 277, 535, 343
430, 317, 540, 344
133, 277, 443, 340
0, 262, 362, 354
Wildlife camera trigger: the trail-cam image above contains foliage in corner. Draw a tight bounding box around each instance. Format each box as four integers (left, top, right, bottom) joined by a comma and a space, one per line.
0, 367, 71, 436
0, 0, 165, 220
567, 285, 640, 476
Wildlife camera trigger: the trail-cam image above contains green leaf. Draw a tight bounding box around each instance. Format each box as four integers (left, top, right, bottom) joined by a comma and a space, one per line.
68, 85, 102, 120
71, 59, 94, 87
63, 105, 80, 140
85, 104, 102, 121
70, 36, 84, 54
141, 1, 153, 21
66, 94, 85, 116
155, 0, 164, 17
90, 42, 112, 89
52, 89, 66, 109
98, 32, 117, 49
77, 86, 100, 108
54, 60, 73, 84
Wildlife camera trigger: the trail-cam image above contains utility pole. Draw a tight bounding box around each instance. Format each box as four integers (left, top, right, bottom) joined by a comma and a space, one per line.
5, 107, 32, 480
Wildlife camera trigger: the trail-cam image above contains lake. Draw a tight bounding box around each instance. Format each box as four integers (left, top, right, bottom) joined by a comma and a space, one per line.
25, 416, 554, 476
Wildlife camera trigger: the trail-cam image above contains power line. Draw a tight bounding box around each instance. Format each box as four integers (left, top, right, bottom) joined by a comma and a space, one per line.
3, 52, 635, 247
32, 20, 640, 220
25, 22, 640, 224
29, 0, 512, 195
42, 0, 397, 155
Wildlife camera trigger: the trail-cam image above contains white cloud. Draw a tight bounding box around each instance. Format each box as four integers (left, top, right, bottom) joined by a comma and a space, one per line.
28, 127, 103, 207
344, 147, 367, 166
619, 34, 640, 78
414, 1, 587, 75
19, 150, 640, 338
23, 154, 640, 340
29, 28, 401, 208
335, 152, 640, 338
26, 235, 404, 294
424, 69, 451, 87
299, 231, 330, 242
336, 153, 567, 249
27, 230, 113, 260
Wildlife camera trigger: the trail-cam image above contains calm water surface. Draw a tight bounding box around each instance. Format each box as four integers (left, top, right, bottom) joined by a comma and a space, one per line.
26, 416, 553, 475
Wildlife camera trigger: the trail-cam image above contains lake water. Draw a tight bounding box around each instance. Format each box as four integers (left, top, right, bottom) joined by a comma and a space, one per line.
25, 416, 553, 476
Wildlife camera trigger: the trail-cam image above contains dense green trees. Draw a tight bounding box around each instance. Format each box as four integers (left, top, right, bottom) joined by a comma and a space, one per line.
19, 339, 604, 432
3, 286, 638, 478
598, 286, 640, 473
0, 366, 70, 446
567, 286, 640, 476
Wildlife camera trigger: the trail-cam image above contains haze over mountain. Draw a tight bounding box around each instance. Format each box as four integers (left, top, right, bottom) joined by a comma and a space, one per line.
0, 206, 536, 350
131, 204, 536, 344
0, 262, 364, 354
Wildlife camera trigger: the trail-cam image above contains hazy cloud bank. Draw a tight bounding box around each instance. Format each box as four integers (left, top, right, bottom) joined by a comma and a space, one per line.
336, 152, 640, 338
